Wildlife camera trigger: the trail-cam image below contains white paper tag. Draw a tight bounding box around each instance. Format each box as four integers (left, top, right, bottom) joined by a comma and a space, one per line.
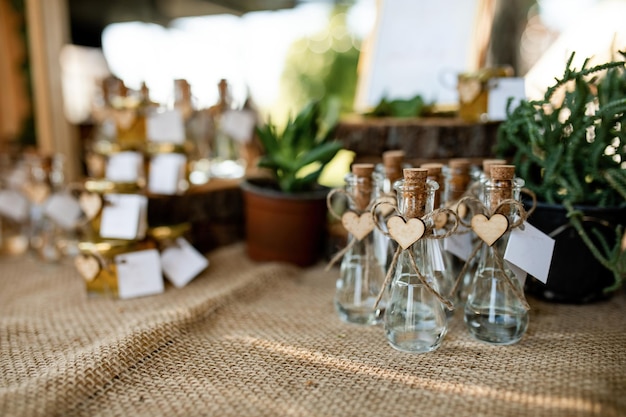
221, 109, 256, 144
148, 153, 187, 195
147, 108, 186, 144
105, 151, 144, 183
444, 228, 474, 261
160, 238, 209, 288
487, 77, 526, 121
99, 193, 147, 240
43, 192, 83, 230
504, 221, 554, 284
0, 189, 29, 222
115, 249, 164, 299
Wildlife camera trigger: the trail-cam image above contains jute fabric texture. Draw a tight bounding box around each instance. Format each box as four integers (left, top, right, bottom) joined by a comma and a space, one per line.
1, 243, 625, 417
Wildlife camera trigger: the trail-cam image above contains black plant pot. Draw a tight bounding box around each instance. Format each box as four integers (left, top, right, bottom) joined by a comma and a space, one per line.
524, 201, 626, 304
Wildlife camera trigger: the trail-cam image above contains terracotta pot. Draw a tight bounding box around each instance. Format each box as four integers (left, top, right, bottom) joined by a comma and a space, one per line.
524, 201, 626, 303
240, 178, 329, 267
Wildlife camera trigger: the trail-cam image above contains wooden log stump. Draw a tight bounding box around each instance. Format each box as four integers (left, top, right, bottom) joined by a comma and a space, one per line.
336, 115, 501, 165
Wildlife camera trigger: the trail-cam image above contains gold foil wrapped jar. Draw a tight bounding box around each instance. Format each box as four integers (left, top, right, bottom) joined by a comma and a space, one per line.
74, 238, 155, 298
457, 66, 514, 123
148, 223, 191, 250
80, 179, 144, 241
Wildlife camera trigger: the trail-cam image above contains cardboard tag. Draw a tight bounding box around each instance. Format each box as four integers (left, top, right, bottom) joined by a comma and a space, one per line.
221, 109, 256, 144
341, 211, 375, 241
444, 226, 473, 261
115, 249, 164, 299
387, 216, 425, 250
105, 151, 144, 183
44, 192, 82, 230
99, 194, 147, 240
504, 221, 554, 284
0, 189, 29, 223
160, 238, 209, 288
148, 153, 187, 195
147, 108, 186, 144
487, 77, 526, 121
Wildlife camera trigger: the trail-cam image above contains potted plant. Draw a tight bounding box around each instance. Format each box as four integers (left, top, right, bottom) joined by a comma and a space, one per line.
495, 51, 626, 303
240, 98, 343, 266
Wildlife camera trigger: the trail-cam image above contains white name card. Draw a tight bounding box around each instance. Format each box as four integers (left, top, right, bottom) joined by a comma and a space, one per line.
105, 151, 144, 183
0, 189, 29, 223
44, 192, 83, 230
147, 108, 186, 144
487, 77, 526, 121
221, 109, 256, 144
160, 238, 209, 288
148, 153, 187, 195
99, 193, 148, 240
444, 227, 474, 261
115, 249, 164, 299
505, 221, 555, 284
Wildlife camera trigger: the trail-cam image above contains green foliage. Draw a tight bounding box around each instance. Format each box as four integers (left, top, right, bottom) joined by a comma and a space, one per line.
256, 98, 343, 193
496, 51, 626, 291
278, 3, 360, 117
365, 95, 428, 118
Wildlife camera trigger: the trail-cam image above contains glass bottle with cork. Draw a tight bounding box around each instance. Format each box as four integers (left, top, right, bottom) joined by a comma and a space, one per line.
335, 163, 386, 325
207, 79, 245, 179
464, 164, 529, 345
421, 162, 457, 312
384, 168, 449, 352
375, 150, 407, 273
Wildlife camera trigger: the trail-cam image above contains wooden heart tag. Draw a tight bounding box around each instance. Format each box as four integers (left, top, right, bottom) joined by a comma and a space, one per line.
471, 213, 509, 246
341, 211, 375, 241
74, 254, 101, 282
79, 192, 103, 220
387, 216, 426, 250
458, 79, 481, 103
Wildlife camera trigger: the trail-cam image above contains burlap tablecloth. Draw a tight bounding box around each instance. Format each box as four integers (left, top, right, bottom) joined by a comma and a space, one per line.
1, 243, 625, 417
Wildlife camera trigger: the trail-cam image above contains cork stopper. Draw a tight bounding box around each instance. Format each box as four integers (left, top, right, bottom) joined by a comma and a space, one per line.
352, 163, 375, 210
402, 168, 428, 218
490, 164, 515, 181
490, 164, 515, 207
420, 162, 443, 176
383, 150, 405, 167
382, 150, 405, 183
447, 158, 471, 202
421, 162, 444, 208
482, 159, 507, 178
448, 158, 471, 170
403, 168, 428, 185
